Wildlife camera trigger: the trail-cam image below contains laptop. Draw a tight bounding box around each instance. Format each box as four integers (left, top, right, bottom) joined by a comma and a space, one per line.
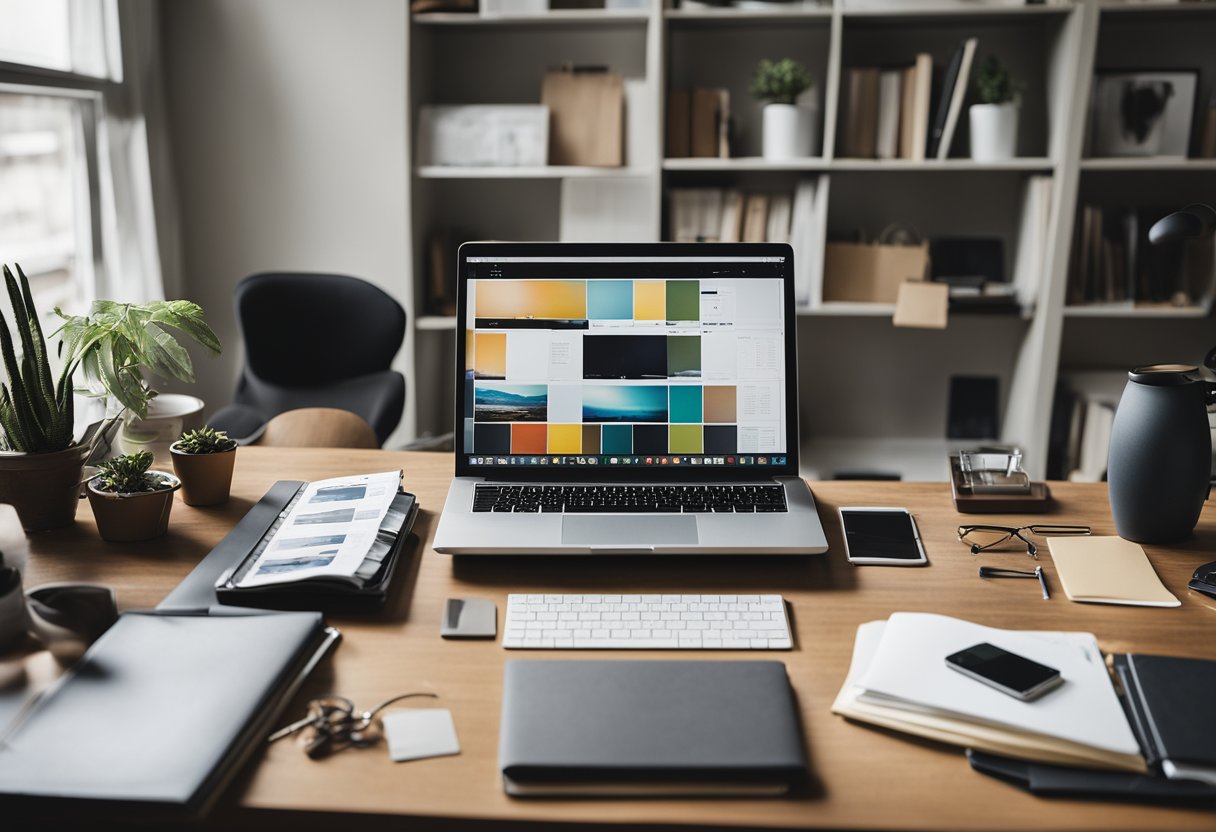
432, 242, 828, 555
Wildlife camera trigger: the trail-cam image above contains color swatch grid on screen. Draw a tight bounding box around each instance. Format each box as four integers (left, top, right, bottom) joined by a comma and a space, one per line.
464, 277, 783, 458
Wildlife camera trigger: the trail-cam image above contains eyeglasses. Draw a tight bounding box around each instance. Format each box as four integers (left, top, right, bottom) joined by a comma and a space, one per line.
957, 524, 1090, 559
269, 692, 437, 759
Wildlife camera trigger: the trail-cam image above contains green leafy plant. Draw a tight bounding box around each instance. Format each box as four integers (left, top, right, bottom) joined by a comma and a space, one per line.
93, 451, 167, 494
0, 264, 76, 453
54, 299, 221, 421
975, 55, 1021, 105
750, 58, 814, 106
174, 425, 236, 455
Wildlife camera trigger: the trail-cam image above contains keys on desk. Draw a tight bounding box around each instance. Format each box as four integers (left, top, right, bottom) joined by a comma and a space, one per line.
502, 593, 793, 650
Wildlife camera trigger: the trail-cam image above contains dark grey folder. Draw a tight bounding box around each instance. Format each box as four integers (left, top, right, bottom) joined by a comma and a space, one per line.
499, 660, 807, 796
0, 609, 337, 816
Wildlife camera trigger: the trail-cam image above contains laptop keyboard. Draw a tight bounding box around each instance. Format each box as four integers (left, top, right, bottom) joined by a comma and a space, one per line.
472, 484, 787, 514
503, 593, 793, 650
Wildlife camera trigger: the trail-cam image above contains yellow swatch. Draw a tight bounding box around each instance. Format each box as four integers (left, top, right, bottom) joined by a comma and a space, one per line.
547, 424, 582, 454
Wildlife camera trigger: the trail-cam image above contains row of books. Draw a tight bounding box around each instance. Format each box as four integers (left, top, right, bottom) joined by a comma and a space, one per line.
1067, 204, 1216, 308
843, 38, 976, 161
1046, 372, 1124, 482
668, 181, 825, 306
666, 88, 730, 159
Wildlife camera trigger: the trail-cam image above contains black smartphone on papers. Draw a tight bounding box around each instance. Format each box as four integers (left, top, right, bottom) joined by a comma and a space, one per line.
946, 642, 1063, 702
839, 507, 928, 566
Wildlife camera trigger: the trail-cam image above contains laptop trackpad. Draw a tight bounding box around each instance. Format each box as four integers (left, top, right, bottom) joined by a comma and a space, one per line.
561, 515, 699, 546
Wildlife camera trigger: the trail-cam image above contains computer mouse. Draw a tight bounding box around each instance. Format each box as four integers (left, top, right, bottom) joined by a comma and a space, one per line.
1189, 560, 1216, 600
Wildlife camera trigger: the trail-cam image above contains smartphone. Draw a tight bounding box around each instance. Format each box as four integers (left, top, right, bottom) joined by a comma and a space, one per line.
945, 642, 1063, 701
838, 507, 927, 566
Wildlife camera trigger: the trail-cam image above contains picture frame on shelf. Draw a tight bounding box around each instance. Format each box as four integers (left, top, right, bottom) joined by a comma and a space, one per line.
1089, 70, 1198, 159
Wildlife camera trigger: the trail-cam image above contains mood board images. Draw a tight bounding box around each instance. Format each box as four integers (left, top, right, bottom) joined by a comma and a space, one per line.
463, 277, 786, 457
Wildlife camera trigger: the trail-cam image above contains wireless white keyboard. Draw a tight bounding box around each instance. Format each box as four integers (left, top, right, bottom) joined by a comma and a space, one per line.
502, 594, 793, 650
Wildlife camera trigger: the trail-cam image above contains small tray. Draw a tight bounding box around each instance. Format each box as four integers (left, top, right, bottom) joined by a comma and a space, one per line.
950, 457, 1052, 513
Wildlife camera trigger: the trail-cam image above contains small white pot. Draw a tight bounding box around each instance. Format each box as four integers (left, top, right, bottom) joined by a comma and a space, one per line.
117, 393, 205, 469
969, 102, 1019, 162
762, 103, 816, 160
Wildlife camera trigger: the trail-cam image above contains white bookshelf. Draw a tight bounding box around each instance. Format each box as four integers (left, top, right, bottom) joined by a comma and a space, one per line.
404, 1, 1216, 481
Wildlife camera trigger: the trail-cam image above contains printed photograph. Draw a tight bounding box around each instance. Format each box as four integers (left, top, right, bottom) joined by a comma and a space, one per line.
310, 484, 366, 503
256, 551, 338, 575
583, 385, 668, 423
1091, 70, 1197, 158
294, 508, 356, 526
275, 534, 347, 551
474, 383, 548, 422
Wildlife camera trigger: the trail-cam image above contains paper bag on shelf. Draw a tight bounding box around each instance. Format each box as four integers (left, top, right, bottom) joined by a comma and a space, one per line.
822, 239, 929, 303
542, 69, 624, 167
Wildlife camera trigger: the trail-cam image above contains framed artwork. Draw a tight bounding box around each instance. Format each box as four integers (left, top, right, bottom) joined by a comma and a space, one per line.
1090, 70, 1198, 158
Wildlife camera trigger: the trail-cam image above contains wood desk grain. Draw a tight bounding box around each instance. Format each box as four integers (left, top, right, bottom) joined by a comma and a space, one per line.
22, 448, 1216, 830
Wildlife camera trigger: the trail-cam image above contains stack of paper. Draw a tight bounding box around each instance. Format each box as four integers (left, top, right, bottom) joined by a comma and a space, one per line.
831, 612, 1147, 773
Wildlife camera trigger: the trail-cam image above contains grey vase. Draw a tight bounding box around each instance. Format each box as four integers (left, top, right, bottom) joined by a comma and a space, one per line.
1107, 365, 1213, 543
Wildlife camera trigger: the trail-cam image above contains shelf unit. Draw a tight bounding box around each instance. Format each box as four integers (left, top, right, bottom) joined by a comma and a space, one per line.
405, 0, 1216, 481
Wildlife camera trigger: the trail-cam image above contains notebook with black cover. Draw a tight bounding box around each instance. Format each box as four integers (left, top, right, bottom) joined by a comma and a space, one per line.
0, 609, 338, 817
499, 660, 807, 796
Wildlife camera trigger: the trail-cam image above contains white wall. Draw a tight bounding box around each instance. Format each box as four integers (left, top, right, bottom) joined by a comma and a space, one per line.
159, 0, 414, 442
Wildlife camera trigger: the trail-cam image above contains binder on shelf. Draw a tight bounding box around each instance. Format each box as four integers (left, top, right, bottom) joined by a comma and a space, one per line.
0, 608, 339, 817
932, 38, 977, 160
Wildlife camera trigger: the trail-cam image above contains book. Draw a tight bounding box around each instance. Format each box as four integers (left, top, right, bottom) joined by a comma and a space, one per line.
933, 38, 977, 160
766, 193, 792, 243
898, 64, 918, 159
789, 179, 818, 306
665, 89, 691, 158
876, 69, 903, 160
719, 189, 745, 243
426, 231, 456, 316
1068, 399, 1113, 482
716, 88, 731, 158
698, 188, 724, 242
670, 188, 702, 243
691, 87, 723, 158
500, 660, 807, 796
742, 194, 769, 242
1117, 654, 1216, 786
845, 67, 881, 158
908, 53, 933, 161
832, 613, 1148, 774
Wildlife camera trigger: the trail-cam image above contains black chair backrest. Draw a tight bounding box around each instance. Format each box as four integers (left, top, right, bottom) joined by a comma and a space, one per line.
235, 272, 406, 388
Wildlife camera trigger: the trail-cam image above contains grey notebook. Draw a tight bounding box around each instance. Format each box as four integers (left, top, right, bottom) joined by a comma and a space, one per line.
499, 660, 807, 796
0, 609, 337, 816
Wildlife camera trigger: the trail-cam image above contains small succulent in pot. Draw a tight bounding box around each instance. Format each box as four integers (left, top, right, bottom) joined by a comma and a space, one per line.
86, 451, 181, 542
170, 426, 237, 507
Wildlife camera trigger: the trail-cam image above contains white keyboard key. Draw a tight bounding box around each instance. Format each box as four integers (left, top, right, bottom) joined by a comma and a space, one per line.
502, 594, 792, 650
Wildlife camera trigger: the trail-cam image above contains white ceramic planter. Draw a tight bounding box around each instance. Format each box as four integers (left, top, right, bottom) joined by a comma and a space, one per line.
969, 102, 1019, 162
762, 103, 816, 160
117, 393, 205, 469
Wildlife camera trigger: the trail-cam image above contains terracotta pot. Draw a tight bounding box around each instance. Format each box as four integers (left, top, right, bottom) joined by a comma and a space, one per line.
170, 444, 236, 506
0, 444, 87, 531
86, 472, 181, 543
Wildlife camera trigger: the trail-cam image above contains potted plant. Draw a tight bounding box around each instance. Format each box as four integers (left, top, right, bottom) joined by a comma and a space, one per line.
55, 298, 221, 466
171, 425, 238, 506
970, 55, 1021, 162
86, 451, 181, 542
751, 58, 817, 161
0, 264, 91, 531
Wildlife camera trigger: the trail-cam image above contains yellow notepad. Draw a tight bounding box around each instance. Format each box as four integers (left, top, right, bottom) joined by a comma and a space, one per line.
1046, 536, 1180, 607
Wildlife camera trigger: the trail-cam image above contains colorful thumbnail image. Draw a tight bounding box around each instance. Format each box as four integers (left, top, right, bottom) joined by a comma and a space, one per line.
475, 280, 586, 321
256, 551, 338, 575
294, 508, 356, 526
583, 385, 668, 423
475, 383, 548, 422
310, 486, 365, 504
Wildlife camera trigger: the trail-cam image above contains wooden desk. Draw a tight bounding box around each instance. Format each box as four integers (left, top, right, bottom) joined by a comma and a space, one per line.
21, 448, 1216, 830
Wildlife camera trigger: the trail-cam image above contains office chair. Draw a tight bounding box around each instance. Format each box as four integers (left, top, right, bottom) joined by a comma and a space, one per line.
208, 272, 406, 446
253, 408, 379, 449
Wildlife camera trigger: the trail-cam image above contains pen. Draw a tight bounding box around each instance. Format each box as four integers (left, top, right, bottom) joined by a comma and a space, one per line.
1035, 566, 1050, 601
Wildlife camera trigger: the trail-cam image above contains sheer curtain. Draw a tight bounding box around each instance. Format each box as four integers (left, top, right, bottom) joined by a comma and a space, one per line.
93, 0, 180, 303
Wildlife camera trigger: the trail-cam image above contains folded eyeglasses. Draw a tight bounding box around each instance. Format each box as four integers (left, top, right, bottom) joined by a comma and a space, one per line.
957, 524, 1090, 559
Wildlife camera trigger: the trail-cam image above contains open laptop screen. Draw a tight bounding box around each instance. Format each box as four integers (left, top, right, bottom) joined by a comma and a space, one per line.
455, 246, 796, 477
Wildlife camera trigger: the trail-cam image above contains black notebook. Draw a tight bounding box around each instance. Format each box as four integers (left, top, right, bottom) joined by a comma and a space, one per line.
1117, 653, 1216, 786
0, 609, 337, 816
499, 660, 807, 797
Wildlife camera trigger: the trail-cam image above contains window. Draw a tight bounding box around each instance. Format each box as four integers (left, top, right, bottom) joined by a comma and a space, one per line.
0, 0, 118, 318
